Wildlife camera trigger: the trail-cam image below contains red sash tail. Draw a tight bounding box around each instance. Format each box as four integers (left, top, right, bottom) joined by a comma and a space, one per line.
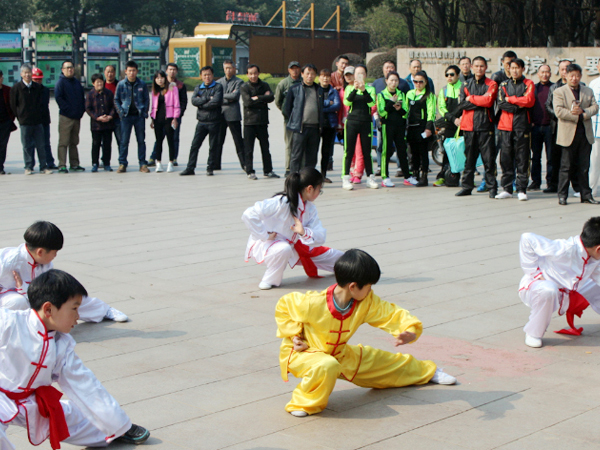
35, 386, 70, 449
554, 291, 590, 336
293, 241, 330, 278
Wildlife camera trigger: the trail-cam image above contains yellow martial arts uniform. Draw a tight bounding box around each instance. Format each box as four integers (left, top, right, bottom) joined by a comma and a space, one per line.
275, 284, 437, 414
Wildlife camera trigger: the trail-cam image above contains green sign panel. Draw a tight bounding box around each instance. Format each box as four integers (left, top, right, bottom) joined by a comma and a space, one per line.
0, 61, 22, 84
136, 59, 160, 84
87, 59, 119, 87
36, 60, 65, 88
174, 47, 200, 78
36, 33, 73, 53
212, 47, 233, 78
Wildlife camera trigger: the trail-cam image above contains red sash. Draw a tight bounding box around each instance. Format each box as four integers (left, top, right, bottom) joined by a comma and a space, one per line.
293, 241, 330, 278
0, 385, 70, 449
555, 290, 590, 336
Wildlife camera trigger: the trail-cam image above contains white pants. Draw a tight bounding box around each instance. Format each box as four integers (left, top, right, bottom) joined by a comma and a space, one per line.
519, 276, 600, 338
261, 242, 343, 286
0, 399, 112, 450
0, 293, 109, 323
589, 137, 600, 196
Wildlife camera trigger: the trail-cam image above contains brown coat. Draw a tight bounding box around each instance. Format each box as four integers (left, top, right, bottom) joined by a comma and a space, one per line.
554, 84, 599, 146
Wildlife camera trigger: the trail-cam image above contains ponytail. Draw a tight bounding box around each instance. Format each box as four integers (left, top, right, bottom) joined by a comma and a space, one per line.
274, 167, 324, 217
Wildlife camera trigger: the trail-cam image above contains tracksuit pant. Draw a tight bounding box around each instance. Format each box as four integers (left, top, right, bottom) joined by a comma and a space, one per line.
343, 120, 373, 177
498, 129, 530, 194
461, 130, 498, 191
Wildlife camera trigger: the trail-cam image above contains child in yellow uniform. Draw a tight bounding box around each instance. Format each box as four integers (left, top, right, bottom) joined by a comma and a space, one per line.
275, 249, 456, 417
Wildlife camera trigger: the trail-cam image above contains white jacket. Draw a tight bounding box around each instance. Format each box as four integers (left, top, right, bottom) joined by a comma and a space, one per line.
0, 244, 51, 297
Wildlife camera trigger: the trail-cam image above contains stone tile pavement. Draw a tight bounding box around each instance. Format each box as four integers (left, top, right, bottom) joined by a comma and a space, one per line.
2, 94, 600, 449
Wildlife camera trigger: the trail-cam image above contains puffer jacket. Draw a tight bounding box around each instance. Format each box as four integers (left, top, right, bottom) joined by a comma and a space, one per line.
191, 80, 223, 123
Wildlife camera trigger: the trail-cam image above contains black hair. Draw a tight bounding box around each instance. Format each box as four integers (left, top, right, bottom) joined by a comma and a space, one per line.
28, 269, 87, 311
472, 56, 488, 67
413, 70, 431, 96
511, 58, 525, 69
446, 65, 460, 75
61, 60, 74, 69
91, 73, 104, 84
382, 60, 395, 67
167, 63, 179, 70
104, 65, 116, 72
247, 64, 260, 73
302, 63, 317, 73
567, 63, 582, 74
320, 68, 331, 76
337, 55, 349, 62
200, 65, 214, 74
24, 221, 63, 251
459, 56, 471, 64
126, 60, 138, 70
581, 217, 600, 248
502, 50, 517, 60
222, 59, 234, 66
334, 249, 381, 289
355, 63, 367, 75
152, 70, 168, 94
385, 70, 400, 80
275, 167, 324, 217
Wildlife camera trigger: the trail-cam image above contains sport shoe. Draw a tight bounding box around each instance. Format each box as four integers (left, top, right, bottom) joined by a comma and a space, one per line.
155, 161, 164, 173
42, 168, 54, 174
290, 410, 308, 417
476, 180, 487, 192
105, 307, 129, 322
58, 166, 69, 174
495, 191, 513, 199
180, 168, 195, 176
342, 175, 353, 190
259, 281, 272, 290
206, 168, 214, 176
147, 159, 156, 167
172, 159, 178, 166
24, 168, 34, 175
117, 165, 126, 173
407, 176, 418, 185
139, 165, 150, 173
91, 164, 98, 173
351, 176, 361, 184
525, 334, 542, 348
117, 424, 150, 445
167, 162, 174, 172
104, 165, 113, 172
433, 178, 445, 187
264, 172, 280, 178
430, 368, 457, 385
366, 174, 379, 189
375, 167, 381, 176
323, 177, 332, 183
381, 178, 395, 187
70, 166, 85, 172
248, 173, 258, 180
517, 192, 528, 201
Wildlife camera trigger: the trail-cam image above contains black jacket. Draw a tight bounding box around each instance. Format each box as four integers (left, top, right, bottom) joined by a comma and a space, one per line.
545, 79, 566, 122
282, 82, 324, 133
191, 80, 223, 123
218, 76, 243, 122
240, 80, 274, 126
10, 81, 44, 126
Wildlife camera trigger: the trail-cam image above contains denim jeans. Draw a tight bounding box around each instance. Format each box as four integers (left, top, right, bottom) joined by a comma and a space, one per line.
119, 115, 147, 167
20, 124, 46, 170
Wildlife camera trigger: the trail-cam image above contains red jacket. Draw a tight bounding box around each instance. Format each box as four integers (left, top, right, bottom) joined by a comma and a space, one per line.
458, 76, 497, 132
497, 77, 535, 132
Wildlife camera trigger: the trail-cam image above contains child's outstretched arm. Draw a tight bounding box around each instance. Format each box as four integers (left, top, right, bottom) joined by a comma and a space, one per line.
364, 293, 423, 343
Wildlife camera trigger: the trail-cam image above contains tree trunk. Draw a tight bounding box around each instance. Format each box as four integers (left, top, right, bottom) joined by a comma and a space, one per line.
401, 9, 417, 46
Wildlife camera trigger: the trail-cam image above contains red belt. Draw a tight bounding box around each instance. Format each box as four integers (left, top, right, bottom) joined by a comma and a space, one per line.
0, 385, 70, 449
294, 241, 330, 278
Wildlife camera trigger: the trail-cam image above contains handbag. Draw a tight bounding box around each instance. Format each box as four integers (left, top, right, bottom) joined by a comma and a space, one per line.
443, 127, 482, 173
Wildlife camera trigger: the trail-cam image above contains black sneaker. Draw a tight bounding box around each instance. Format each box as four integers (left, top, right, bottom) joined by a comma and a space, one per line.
206, 168, 214, 176
70, 166, 85, 172
180, 168, 195, 176
172, 159, 178, 166
528, 182, 541, 191
543, 186, 557, 193
117, 424, 150, 445
264, 172, 280, 178
147, 159, 156, 167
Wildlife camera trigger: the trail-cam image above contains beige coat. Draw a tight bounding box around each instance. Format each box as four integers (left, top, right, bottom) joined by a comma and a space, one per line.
554, 84, 599, 146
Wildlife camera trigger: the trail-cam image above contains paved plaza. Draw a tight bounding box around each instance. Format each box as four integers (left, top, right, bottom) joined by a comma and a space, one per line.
2, 94, 600, 450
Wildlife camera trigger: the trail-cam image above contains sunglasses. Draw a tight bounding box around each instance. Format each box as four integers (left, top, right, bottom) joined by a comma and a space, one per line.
445, 73, 456, 77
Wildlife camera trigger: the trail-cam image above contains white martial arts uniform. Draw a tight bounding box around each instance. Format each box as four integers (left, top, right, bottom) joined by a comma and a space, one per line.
0, 244, 110, 322
242, 194, 343, 286
0, 309, 131, 450
589, 76, 600, 196
519, 232, 600, 338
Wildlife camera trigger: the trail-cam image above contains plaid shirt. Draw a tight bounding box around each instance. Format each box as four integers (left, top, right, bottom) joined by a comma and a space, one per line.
85, 88, 116, 131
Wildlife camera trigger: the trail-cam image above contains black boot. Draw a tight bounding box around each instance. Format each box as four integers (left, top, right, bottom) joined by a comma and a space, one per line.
416, 173, 428, 187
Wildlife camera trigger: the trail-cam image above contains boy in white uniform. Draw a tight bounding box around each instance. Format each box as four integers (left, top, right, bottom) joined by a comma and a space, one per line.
519, 217, 600, 348
0, 221, 127, 322
0, 269, 149, 449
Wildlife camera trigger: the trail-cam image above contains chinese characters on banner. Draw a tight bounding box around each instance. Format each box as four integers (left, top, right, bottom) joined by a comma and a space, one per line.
498, 55, 600, 76
225, 11, 260, 24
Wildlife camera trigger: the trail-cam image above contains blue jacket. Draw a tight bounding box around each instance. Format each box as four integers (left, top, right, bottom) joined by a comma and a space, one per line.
114, 78, 150, 119
54, 74, 85, 119
320, 85, 341, 128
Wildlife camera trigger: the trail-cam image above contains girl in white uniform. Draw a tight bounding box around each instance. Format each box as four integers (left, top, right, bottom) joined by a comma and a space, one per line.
242, 167, 344, 289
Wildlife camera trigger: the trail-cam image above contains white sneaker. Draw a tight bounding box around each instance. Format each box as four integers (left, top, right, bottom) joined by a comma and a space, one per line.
43, 168, 53, 174
342, 175, 353, 190
407, 176, 418, 185
105, 307, 129, 322
430, 368, 457, 385
495, 191, 513, 199
518, 192, 528, 201
155, 162, 164, 173
381, 178, 395, 187
24, 169, 33, 175
366, 174, 379, 189
290, 410, 308, 417
167, 162, 174, 172
574, 192, 581, 198
525, 334, 542, 348
259, 281, 272, 290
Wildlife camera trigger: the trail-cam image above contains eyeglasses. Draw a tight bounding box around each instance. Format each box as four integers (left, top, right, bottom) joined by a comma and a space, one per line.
414, 80, 425, 84
445, 73, 456, 77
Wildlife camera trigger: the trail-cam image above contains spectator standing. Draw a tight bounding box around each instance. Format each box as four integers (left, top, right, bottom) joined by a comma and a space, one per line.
10, 64, 49, 175
495, 58, 535, 201
103, 65, 121, 150
589, 59, 600, 196
180, 66, 223, 176
240, 64, 279, 180
275, 61, 301, 175
54, 60, 85, 173
459, 56, 473, 82
318, 69, 340, 183
284, 64, 324, 174
114, 60, 150, 173
0, 70, 16, 175
491, 51, 517, 85
554, 64, 599, 205
85, 73, 116, 172
405, 60, 435, 94
330, 55, 349, 91
150, 70, 180, 173
31, 68, 57, 170
529, 64, 554, 191
215, 59, 245, 171
455, 56, 499, 197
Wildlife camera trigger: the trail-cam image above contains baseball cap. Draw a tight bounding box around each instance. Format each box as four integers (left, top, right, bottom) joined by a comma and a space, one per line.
344, 66, 355, 75
288, 61, 300, 69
